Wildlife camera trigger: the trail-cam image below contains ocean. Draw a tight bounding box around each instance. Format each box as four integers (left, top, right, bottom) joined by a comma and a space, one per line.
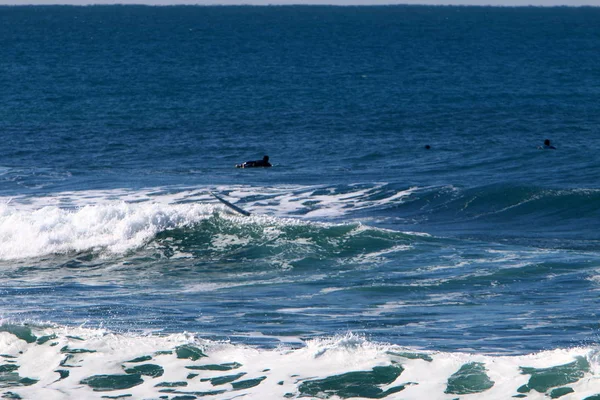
1, 4, 600, 399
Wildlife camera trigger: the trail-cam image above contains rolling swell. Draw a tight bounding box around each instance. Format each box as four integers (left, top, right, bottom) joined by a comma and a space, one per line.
392, 184, 600, 248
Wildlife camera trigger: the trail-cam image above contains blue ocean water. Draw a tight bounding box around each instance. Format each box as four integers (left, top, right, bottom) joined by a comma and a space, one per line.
1, 5, 600, 399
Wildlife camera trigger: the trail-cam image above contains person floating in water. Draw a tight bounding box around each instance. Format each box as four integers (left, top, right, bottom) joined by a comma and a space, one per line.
236, 155, 272, 168
539, 139, 556, 150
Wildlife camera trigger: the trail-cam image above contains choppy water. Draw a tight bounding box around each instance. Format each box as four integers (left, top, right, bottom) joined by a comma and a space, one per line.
1, 5, 600, 399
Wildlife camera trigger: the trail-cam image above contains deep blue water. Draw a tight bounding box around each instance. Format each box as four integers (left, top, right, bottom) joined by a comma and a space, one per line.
1, 5, 600, 399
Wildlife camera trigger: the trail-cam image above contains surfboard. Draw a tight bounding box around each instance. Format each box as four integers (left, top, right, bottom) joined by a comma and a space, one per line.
210, 192, 251, 217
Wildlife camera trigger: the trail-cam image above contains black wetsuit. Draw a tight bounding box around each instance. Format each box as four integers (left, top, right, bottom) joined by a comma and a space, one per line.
238, 159, 272, 168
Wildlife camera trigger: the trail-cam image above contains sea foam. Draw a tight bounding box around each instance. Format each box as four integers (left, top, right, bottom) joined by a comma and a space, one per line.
0, 202, 218, 260
0, 323, 598, 400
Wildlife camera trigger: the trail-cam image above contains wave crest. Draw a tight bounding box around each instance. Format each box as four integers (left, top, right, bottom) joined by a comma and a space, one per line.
0, 202, 217, 260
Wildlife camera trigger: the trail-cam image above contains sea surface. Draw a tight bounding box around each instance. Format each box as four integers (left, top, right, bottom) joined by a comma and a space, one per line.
1, 4, 600, 399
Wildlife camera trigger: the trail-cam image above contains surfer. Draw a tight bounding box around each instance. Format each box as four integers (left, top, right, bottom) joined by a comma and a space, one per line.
236, 155, 272, 168
539, 139, 556, 150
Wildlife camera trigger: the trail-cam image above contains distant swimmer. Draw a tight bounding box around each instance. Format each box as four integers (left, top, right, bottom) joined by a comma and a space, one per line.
539, 139, 556, 150
424, 145, 431, 150
236, 155, 272, 168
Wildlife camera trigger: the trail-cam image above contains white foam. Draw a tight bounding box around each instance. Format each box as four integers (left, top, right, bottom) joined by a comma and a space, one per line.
0, 201, 217, 260
319, 287, 346, 294
1, 183, 422, 222
210, 233, 252, 250
207, 183, 418, 219
2, 326, 598, 400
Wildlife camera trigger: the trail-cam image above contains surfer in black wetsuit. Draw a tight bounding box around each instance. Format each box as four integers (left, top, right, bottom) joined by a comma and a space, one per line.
236, 155, 272, 168
539, 139, 556, 150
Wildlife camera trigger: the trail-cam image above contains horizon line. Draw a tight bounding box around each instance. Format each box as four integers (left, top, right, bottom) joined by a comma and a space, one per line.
1, 1, 599, 6
1, 3, 599, 6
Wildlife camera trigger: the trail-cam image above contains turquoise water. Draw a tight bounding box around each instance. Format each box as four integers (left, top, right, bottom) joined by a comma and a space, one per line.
1, 5, 600, 399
